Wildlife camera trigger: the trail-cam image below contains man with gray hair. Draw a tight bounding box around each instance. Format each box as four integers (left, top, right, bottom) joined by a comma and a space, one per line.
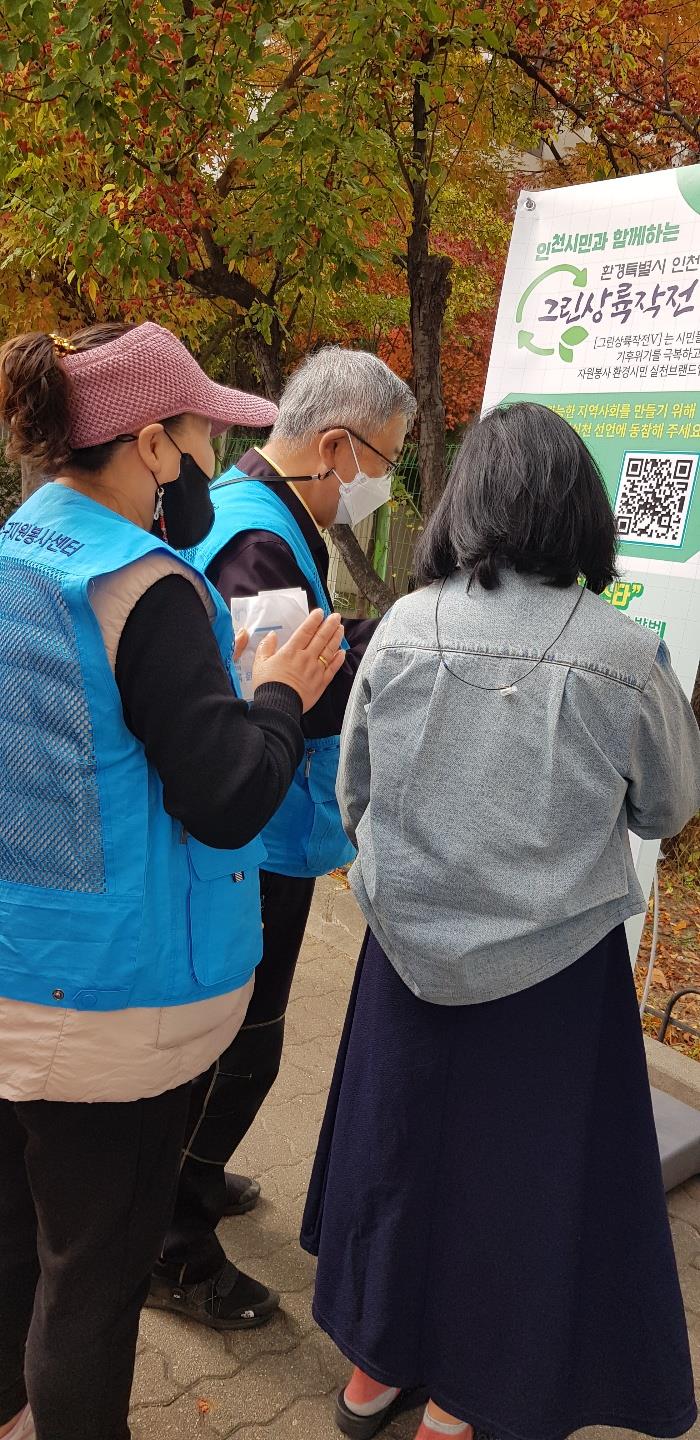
149, 347, 416, 1331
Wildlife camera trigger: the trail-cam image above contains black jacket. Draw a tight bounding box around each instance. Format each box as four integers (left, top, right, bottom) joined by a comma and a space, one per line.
209, 448, 377, 740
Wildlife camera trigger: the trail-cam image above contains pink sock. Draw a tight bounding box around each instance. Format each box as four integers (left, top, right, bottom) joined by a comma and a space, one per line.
414, 1406, 472, 1437
344, 1366, 400, 1417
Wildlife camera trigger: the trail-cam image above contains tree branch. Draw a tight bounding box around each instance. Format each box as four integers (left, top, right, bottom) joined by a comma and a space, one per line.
328, 525, 393, 614
431, 49, 496, 204
545, 136, 568, 171
382, 96, 415, 194
505, 46, 625, 174
197, 315, 234, 366
176, 228, 264, 310
614, 85, 700, 146
216, 29, 331, 198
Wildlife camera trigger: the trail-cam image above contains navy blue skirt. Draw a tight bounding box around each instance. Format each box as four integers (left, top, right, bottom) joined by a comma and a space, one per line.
301, 928, 696, 1440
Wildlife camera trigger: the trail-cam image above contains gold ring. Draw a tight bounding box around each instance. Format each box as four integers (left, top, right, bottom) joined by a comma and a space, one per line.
318, 655, 328, 670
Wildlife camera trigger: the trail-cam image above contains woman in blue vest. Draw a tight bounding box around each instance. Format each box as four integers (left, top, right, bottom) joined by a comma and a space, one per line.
0, 320, 345, 1440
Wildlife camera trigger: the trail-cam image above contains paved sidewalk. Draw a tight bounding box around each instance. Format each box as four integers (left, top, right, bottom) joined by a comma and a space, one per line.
131, 877, 700, 1440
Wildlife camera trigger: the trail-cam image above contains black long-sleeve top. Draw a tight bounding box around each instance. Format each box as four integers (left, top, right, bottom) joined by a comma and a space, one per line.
115, 574, 304, 850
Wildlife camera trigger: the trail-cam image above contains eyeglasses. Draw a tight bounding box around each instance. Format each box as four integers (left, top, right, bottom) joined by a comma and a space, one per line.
322, 426, 402, 474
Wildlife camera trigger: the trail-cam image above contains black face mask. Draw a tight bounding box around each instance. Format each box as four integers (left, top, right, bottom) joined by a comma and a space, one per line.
151, 433, 215, 550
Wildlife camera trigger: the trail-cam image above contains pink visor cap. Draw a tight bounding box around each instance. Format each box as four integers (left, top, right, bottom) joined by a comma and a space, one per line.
62, 322, 278, 449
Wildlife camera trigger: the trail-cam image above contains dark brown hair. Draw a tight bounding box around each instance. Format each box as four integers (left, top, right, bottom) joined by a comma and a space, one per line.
415, 402, 618, 595
0, 322, 134, 476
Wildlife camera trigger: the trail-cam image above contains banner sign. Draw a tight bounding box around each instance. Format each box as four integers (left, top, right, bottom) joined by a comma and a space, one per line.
482, 164, 700, 956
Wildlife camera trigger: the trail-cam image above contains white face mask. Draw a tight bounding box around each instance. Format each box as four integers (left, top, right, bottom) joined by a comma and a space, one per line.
333, 433, 392, 527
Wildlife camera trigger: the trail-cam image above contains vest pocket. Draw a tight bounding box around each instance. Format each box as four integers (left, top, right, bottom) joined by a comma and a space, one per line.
304, 739, 356, 876
186, 836, 266, 990
262, 740, 355, 877
262, 767, 313, 875
0, 885, 138, 1009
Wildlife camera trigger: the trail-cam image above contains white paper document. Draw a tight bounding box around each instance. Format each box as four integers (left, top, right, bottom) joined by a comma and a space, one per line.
230, 588, 309, 700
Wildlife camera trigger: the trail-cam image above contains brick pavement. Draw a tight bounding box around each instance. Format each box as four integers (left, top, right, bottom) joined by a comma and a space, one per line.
130, 877, 700, 1440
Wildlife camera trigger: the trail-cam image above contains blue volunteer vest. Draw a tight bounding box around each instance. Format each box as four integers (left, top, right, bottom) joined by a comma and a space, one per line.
0, 482, 266, 1012
187, 470, 355, 879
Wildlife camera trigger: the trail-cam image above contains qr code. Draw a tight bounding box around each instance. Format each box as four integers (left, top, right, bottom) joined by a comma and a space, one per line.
615, 451, 697, 546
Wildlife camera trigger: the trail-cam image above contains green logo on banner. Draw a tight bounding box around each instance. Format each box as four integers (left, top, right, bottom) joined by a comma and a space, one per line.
516, 264, 589, 362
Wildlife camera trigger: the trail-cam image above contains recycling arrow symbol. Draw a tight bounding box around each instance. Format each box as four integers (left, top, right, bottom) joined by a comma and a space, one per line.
516, 264, 589, 362
517, 330, 554, 357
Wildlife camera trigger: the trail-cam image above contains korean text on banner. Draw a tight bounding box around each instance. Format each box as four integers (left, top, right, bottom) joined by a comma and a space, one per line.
482, 164, 700, 960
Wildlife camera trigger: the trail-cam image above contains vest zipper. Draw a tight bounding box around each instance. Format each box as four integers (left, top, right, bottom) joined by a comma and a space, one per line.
305, 749, 315, 778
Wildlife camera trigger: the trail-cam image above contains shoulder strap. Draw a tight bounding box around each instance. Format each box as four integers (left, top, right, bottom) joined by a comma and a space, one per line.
199, 474, 331, 614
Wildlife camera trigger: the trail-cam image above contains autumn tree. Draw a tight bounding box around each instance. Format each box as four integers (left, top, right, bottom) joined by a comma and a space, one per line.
0, 0, 390, 393
504, 0, 700, 176
0, 0, 555, 521
328, 11, 527, 515
336, 0, 700, 513
2, 0, 699, 547
1, 0, 403, 580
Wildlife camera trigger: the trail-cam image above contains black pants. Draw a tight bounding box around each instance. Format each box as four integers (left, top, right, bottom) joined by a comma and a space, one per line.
156, 870, 315, 1283
0, 1085, 190, 1440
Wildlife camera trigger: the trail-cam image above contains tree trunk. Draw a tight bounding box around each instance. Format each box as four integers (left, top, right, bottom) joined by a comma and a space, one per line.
328, 525, 394, 615
406, 61, 452, 520
183, 235, 285, 404
21, 457, 45, 501
408, 239, 452, 518
251, 316, 285, 403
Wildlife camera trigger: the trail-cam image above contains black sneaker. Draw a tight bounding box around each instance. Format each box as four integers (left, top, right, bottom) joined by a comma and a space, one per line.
146, 1260, 279, 1331
223, 1172, 261, 1216
335, 1385, 428, 1439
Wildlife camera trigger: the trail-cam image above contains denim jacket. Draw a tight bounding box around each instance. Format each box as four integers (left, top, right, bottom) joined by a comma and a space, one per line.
338, 569, 700, 1005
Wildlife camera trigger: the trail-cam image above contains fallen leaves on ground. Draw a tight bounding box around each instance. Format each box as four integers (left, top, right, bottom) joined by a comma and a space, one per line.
636, 817, 700, 1059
